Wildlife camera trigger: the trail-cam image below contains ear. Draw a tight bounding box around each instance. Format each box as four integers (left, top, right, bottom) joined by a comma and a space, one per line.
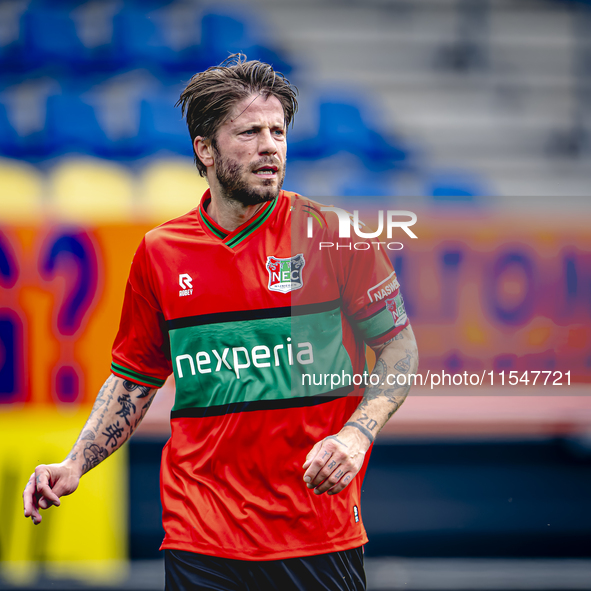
194, 137, 214, 168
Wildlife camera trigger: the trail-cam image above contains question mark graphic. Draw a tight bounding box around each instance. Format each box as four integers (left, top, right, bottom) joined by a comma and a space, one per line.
0, 231, 24, 403
39, 230, 99, 403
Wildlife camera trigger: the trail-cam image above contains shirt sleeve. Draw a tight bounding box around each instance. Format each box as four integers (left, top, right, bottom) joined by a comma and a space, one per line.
111, 238, 172, 388
338, 236, 410, 348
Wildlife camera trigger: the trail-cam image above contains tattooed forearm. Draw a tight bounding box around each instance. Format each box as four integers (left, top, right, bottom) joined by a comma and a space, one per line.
93, 379, 116, 434
394, 351, 412, 373
81, 443, 108, 474
134, 391, 157, 428
116, 393, 136, 426
123, 380, 153, 398
344, 325, 418, 446
63, 374, 158, 477
344, 421, 375, 443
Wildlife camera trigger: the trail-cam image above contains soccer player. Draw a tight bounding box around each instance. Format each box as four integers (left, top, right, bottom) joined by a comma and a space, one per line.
23, 55, 418, 590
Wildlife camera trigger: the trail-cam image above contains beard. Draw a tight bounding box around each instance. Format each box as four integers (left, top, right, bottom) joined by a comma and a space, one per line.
214, 153, 285, 207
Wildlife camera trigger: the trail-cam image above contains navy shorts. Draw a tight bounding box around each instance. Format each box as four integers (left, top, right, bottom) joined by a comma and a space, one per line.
164, 547, 366, 591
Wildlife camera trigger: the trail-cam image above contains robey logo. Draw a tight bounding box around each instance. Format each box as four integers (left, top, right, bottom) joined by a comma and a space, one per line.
179, 273, 193, 297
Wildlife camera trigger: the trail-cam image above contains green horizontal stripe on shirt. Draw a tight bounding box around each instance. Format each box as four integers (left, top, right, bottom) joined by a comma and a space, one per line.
111, 362, 166, 388
355, 306, 396, 342
169, 309, 353, 412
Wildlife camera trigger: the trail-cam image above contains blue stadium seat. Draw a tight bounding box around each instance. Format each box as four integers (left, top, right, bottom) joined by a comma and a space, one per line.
197, 11, 293, 74
0, 0, 27, 72
338, 170, 396, 197
113, 3, 205, 72
46, 93, 110, 156
139, 91, 193, 156
0, 78, 58, 157
0, 102, 20, 157
46, 89, 145, 158
425, 170, 490, 200
23, 3, 123, 72
289, 99, 409, 172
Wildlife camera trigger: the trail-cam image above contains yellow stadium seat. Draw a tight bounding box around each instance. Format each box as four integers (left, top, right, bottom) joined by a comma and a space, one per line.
0, 159, 45, 223
49, 159, 134, 223
140, 159, 209, 224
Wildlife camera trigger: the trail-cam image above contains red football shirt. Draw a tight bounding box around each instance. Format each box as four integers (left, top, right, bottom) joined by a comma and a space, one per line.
111, 190, 408, 560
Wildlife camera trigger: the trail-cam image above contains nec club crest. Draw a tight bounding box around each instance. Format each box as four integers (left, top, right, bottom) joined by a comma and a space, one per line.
266, 254, 305, 293
386, 293, 407, 327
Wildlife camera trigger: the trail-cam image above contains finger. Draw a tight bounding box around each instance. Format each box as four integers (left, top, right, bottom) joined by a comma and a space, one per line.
35, 470, 61, 507
303, 445, 333, 486
38, 497, 52, 509
308, 455, 344, 489
302, 441, 323, 470
327, 472, 354, 496
27, 491, 42, 524
23, 475, 37, 518
30, 493, 43, 524
314, 467, 349, 495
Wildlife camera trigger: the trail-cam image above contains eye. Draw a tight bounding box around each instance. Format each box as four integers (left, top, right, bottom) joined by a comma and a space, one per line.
273, 129, 285, 137
241, 129, 255, 136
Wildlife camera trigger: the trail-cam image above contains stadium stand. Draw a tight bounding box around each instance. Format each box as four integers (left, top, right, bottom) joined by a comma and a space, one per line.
0, 159, 44, 222
425, 169, 490, 200
139, 89, 194, 158
288, 95, 410, 170
140, 159, 209, 223
0, 0, 420, 202
49, 158, 135, 223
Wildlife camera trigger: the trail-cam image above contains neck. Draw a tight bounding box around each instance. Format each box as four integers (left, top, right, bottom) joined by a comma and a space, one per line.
207, 194, 268, 233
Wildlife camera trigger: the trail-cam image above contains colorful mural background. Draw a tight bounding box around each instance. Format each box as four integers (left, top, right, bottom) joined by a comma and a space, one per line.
1, 199, 590, 410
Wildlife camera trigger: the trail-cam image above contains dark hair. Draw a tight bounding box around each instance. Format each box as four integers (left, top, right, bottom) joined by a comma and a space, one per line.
176, 53, 298, 176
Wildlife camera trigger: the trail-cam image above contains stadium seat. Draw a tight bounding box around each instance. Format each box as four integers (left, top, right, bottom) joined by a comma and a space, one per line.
22, 3, 123, 72
198, 11, 293, 74
289, 99, 409, 172
0, 78, 60, 158
139, 159, 209, 224
425, 170, 490, 200
49, 158, 135, 223
0, 0, 27, 72
46, 71, 155, 158
0, 159, 44, 223
338, 170, 397, 197
114, 3, 205, 72
0, 102, 20, 157
139, 91, 193, 157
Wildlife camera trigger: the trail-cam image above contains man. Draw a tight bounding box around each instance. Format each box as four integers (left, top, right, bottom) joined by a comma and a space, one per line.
23, 55, 418, 590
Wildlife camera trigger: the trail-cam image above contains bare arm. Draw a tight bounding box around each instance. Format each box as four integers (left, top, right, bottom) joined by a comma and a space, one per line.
23, 374, 157, 524
303, 324, 418, 495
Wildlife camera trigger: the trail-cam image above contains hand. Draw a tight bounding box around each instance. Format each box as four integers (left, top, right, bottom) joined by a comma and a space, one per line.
23, 463, 80, 525
302, 428, 369, 496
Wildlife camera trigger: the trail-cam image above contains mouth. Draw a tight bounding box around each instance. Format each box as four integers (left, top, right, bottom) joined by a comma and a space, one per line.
253, 165, 279, 177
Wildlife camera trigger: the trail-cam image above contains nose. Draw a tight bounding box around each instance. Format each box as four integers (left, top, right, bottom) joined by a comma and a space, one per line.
258, 128, 277, 156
